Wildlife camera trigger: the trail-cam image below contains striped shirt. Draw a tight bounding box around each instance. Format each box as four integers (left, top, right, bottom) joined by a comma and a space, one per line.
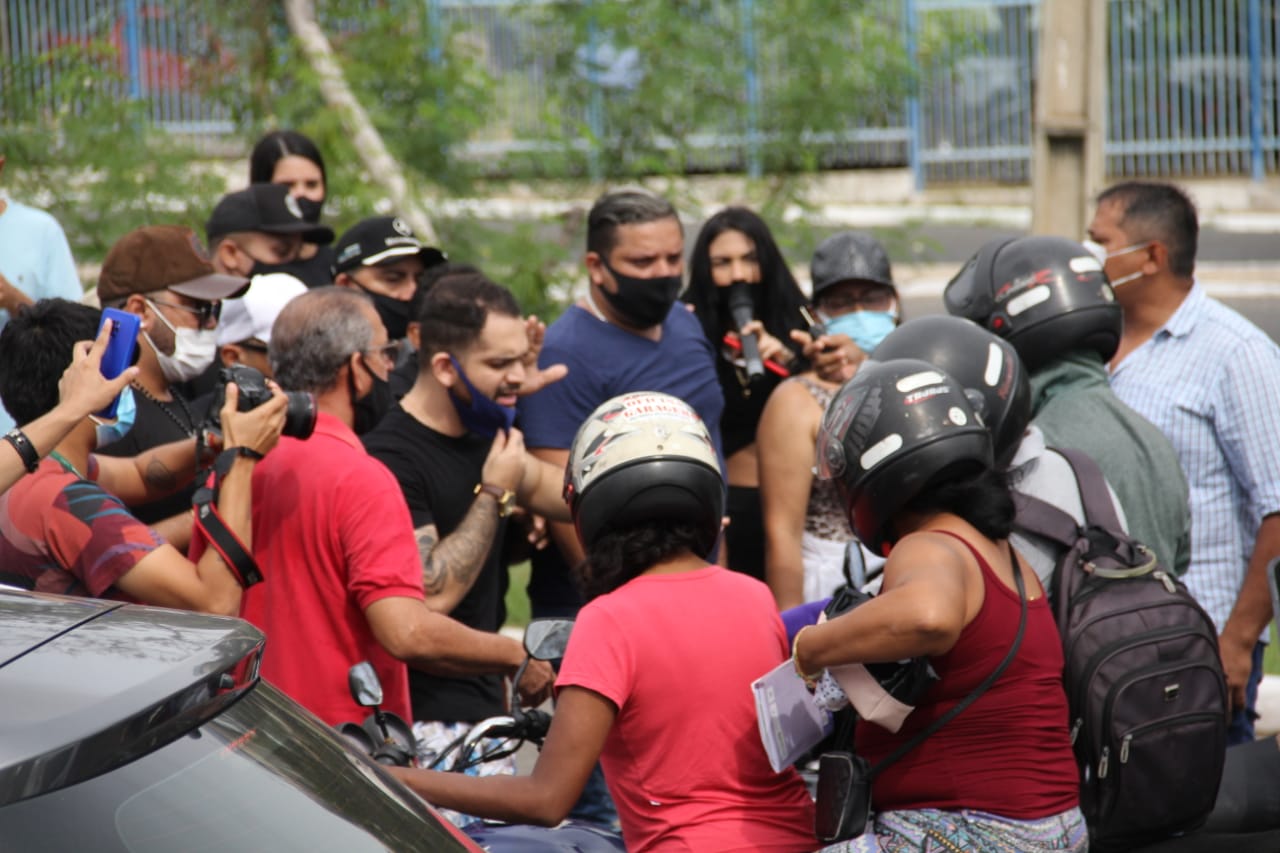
1110, 283, 1280, 632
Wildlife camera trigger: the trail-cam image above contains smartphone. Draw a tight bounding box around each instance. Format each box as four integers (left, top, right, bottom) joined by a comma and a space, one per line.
800, 305, 837, 353
95, 308, 140, 419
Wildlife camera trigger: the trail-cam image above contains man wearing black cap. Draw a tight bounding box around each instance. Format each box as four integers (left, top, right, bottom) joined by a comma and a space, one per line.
802, 230, 902, 380
95, 225, 251, 535
205, 183, 335, 283
333, 216, 447, 346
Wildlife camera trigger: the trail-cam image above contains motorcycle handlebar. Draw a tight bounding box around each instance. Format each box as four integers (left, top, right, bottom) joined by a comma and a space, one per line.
472, 709, 552, 743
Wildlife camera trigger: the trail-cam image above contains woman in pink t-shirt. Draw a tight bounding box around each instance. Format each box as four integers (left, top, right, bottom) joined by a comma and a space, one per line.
393, 392, 816, 852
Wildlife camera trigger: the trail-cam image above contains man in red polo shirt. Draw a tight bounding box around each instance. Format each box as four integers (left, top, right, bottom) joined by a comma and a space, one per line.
221, 286, 551, 726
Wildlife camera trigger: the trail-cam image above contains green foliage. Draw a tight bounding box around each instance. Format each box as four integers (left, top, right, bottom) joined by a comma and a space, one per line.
191, 0, 496, 231
509, 0, 916, 179
1, 45, 225, 266
505, 560, 532, 628
436, 211, 583, 320
0, 0, 953, 315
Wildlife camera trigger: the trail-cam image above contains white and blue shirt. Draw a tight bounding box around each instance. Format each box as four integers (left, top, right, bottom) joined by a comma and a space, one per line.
0, 198, 83, 433
1110, 283, 1280, 633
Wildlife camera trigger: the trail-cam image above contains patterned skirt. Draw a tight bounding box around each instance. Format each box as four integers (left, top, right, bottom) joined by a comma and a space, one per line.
820, 806, 1088, 853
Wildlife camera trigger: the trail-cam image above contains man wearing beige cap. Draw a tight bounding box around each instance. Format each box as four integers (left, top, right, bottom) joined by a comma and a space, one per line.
95, 225, 249, 530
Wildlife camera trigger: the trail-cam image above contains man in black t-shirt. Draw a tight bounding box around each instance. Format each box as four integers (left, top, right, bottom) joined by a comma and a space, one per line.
362, 270, 568, 780
94, 226, 249, 539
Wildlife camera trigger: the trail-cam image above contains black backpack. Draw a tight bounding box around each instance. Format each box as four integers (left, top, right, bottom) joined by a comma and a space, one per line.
1014, 447, 1228, 853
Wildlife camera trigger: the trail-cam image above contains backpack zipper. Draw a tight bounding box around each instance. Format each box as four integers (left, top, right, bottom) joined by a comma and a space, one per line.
1070, 625, 1215, 713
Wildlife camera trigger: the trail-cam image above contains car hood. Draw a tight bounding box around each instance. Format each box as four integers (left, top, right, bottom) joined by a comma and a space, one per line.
0, 589, 264, 805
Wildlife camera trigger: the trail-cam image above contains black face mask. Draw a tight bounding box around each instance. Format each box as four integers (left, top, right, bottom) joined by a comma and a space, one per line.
248, 259, 298, 279
364, 290, 412, 341
348, 359, 393, 435
294, 197, 324, 223
597, 260, 682, 329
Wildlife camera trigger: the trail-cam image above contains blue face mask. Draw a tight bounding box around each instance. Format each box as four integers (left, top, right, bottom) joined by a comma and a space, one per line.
824, 310, 898, 354
447, 355, 517, 439
93, 385, 137, 448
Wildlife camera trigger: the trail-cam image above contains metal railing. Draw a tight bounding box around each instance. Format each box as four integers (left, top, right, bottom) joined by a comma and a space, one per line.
3, 0, 1277, 184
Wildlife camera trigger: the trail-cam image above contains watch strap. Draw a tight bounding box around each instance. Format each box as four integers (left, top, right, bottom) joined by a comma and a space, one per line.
474, 482, 515, 517
3, 428, 40, 474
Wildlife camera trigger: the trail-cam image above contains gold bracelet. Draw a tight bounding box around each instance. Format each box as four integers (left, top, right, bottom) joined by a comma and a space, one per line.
791, 624, 822, 689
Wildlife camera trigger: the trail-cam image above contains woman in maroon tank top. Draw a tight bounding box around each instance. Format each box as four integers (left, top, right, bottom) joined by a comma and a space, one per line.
794, 358, 1086, 853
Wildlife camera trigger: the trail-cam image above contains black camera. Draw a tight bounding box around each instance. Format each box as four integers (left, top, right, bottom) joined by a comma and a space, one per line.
207, 365, 316, 440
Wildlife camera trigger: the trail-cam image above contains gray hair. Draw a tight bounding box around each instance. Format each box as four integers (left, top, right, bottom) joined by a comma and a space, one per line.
587, 189, 679, 257
270, 287, 374, 393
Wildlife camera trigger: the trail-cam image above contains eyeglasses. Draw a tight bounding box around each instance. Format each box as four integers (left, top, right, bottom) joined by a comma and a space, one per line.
816, 285, 897, 315
148, 297, 222, 330
364, 340, 404, 367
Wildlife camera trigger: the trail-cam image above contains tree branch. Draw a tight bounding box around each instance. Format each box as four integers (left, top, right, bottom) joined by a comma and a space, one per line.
282, 0, 440, 245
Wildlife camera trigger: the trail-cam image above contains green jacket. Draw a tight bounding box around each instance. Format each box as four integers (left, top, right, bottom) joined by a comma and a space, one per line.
1030, 351, 1192, 576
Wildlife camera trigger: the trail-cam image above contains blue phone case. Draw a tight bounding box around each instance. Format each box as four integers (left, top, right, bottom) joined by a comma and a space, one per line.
96, 308, 141, 419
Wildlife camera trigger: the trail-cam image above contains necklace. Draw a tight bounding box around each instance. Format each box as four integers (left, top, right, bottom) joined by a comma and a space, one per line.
130, 380, 196, 438
583, 287, 610, 324
49, 450, 84, 479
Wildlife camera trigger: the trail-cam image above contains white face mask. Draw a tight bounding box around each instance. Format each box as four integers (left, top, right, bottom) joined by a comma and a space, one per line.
1082, 239, 1151, 288
144, 299, 218, 384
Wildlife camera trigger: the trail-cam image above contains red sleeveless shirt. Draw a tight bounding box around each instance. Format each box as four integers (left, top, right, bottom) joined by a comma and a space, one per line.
853, 531, 1079, 818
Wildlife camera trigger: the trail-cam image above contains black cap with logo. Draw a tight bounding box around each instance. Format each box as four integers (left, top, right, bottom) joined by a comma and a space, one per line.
206, 184, 335, 245
332, 216, 447, 274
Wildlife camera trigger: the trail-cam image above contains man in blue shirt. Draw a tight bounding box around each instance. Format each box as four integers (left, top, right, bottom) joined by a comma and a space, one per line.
0, 153, 84, 434
516, 190, 724, 829
518, 189, 725, 618
1090, 180, 1280, 744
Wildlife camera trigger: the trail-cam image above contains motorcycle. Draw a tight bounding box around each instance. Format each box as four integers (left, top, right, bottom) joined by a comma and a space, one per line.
339, 618, 625, 852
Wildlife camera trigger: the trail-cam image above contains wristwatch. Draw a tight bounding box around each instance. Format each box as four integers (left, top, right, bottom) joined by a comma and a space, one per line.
474, 482, 516, 518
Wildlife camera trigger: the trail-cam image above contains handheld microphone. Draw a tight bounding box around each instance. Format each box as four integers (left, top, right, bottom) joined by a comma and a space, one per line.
726, 284, 764, 381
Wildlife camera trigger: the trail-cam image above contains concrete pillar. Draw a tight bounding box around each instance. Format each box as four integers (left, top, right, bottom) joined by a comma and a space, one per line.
1030, 0, 1108, 240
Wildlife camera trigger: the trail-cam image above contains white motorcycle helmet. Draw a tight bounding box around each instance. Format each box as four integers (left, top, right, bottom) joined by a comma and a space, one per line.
564, 391, 724, 555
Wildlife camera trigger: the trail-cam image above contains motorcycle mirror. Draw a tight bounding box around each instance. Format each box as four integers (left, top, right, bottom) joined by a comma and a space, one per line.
524, 618, 574, 661
348, 662, 384, 708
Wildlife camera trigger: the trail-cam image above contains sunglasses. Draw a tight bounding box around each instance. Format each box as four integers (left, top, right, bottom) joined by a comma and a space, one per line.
148, 297, 222, 330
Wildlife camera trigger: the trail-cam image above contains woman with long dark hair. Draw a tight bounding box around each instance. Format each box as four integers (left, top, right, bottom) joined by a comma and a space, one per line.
393, 391, 816, 852
682, 206, 809, 581
795, 359, 1085, 852
248, 130, 337, 288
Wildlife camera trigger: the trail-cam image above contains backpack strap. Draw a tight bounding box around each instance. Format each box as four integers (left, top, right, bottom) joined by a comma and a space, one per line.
1053, 447, 1125, 533
868, 539, 1027, 779
1012, 489, 1083, 548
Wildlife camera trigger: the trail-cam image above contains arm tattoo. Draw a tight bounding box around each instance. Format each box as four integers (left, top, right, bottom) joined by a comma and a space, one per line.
416, 497, 501, 603
416, 525, 445, 595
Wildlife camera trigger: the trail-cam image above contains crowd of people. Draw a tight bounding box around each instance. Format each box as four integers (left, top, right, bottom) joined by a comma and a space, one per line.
3, 129, 1280, 851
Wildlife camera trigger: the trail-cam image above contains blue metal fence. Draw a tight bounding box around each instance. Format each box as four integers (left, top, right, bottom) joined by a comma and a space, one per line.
4, 0, 1278, 184
1, 0, 234, 139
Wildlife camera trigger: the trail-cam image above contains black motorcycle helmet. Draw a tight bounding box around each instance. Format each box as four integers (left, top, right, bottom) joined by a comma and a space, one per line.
816, 358, 993, 555
942, 235, 1121, 372
872, 315, 1031, 466
564, 391, 724, 556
